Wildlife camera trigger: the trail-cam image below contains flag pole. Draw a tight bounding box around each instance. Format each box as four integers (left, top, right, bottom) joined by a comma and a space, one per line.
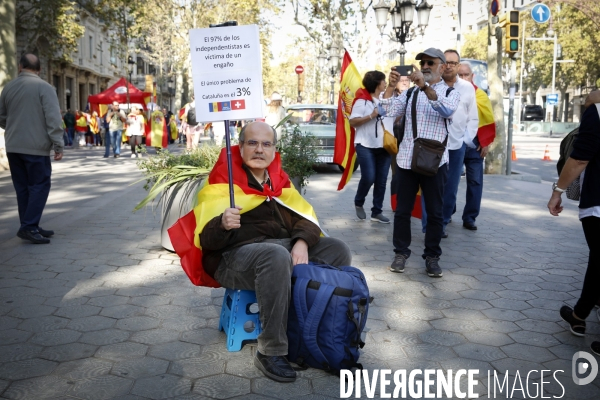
209, 21, 238, 208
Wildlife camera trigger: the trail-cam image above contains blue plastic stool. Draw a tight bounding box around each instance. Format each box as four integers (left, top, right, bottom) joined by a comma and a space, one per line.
218, 289, 261, 351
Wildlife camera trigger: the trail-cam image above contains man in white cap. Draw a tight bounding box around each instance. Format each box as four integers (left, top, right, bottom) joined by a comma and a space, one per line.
380, 48, 461, 278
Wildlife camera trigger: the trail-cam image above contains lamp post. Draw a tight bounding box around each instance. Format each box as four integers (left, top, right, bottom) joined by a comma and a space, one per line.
126, 55, 136, 112
167, 77, 174, 111
328, 44, 340, 105
373, 0, 433, 65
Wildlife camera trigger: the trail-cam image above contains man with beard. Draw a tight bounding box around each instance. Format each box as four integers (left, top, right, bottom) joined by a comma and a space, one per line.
380, 48, 460, 278
421, 50, 478, 236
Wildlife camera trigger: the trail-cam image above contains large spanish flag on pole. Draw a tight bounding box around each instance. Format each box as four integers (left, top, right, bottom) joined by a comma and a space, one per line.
334, 50, 363, 190
167, 146, 321, 287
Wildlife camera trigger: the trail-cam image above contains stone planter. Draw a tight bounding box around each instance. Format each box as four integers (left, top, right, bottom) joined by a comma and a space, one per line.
160, 178, 205, 251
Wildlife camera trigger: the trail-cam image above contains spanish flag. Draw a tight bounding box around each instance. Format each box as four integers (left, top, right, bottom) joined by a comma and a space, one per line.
179, 103, 189, 120
334, 50, 364, 190
473, 84, 496, 147
167, 146, 321, 287
146, 110, 169, 148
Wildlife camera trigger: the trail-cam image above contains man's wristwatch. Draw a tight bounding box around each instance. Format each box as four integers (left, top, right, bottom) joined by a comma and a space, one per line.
552, 182, 565, 193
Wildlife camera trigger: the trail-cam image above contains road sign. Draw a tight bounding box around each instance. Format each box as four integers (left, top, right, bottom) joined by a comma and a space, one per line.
490, 0, 500, 17
547, 93, 559, 105
531, 4, 551, 23
295, 65, 304, 74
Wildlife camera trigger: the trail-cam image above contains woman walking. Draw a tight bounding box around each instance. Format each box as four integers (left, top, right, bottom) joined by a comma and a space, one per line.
126, 106, 145, 158
265, 92, 286, 139
349, 70, 392, 223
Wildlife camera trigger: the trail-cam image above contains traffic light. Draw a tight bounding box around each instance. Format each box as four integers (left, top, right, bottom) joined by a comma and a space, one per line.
505, 10, 520, 54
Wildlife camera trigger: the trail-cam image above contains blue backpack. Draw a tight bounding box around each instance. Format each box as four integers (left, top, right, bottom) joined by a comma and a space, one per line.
287, 262, 371, 373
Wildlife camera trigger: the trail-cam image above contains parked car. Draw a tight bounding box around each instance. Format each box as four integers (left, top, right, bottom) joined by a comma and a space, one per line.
284, 104, 337, 166
522, 105, 545, 121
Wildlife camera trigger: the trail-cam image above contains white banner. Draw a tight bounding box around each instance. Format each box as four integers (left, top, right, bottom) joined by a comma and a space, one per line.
189, 24, 264, 122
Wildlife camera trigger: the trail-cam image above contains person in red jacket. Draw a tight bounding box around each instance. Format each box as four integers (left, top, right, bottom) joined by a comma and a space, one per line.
457, 62, 496, 228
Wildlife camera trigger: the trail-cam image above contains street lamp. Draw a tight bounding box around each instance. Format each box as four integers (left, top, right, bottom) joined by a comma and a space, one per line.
167, 77, 175, 112
126, 55, 136, 111
373, 0, 433, 65
328, 44, 340, 105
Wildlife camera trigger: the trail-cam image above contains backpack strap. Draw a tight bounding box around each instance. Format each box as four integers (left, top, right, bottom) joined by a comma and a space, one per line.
411, 88, 419, 139
293, 279, 336, 371
442, 87, 455, 136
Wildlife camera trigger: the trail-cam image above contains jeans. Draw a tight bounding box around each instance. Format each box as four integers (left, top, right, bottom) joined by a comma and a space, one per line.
421, 143, 466, 232
393, 164, 448, 259
462, 146, 484, 224
574, 217, 600, 319
214, 237, 352, 356
104, 130, 122, 156
354, 144, 392, 216
7, 153, 52, 231
65, 127, 74, 146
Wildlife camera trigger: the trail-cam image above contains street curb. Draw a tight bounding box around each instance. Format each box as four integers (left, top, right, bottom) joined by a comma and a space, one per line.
484, 170, 542, 183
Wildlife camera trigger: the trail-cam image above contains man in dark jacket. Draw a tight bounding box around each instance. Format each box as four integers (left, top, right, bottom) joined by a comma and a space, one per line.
0, 53, 64, 244
63, 109, 75, 147
200, 121, 351, 382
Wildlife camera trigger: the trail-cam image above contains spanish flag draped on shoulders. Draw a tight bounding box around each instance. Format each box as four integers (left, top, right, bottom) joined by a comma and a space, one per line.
167, 146, 320, 287
334, 50, 364, 190
146, 110, 169, 148
472, 83, 496, 147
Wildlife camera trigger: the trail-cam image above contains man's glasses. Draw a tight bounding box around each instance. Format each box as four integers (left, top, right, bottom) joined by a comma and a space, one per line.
446, 61, 459, 67
240, 140, 273, 149
419, 60, 436, 67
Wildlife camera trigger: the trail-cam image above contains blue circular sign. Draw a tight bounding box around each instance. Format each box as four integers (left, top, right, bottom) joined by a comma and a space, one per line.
531, 4, 551, 23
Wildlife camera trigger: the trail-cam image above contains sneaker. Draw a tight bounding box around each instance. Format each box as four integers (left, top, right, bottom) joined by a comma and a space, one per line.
592, 342, 600, 356
371, 214, 390, 224
114, 154, 120, 158
390, 254, 407, 273
425, 256, 443, 277
131, 154, 136, 158
559, 305, 586, 336
355, 206, 366, 220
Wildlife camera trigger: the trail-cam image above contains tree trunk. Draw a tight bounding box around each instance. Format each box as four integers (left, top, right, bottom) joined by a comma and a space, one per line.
485, 4, 507, 175
0, 0, 17, 171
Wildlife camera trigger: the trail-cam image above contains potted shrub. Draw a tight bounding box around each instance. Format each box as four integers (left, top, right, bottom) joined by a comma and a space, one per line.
134, 146, 221, 251
277, 125, 319, 193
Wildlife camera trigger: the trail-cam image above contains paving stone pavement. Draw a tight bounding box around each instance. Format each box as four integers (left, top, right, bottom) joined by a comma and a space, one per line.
0, 146, 599, 399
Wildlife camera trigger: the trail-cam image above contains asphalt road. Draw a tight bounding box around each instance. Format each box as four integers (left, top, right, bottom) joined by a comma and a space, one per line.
511, 132, 564, 182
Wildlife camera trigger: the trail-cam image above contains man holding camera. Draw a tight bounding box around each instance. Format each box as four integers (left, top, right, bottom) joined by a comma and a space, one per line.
379, 48, 460, 278
104, 101, 126, 158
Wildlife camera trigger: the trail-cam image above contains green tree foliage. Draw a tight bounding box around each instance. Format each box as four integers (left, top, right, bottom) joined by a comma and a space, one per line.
15, 0, 86, 61
461, 27, 488, 61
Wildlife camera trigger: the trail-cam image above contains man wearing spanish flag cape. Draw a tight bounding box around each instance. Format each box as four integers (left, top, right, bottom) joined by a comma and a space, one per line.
458, 62, 496, 229
168, 122, 351, 383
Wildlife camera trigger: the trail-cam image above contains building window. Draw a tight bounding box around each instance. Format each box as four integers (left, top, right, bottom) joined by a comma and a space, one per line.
89, 36, 93, 59
99, 41, 103, 65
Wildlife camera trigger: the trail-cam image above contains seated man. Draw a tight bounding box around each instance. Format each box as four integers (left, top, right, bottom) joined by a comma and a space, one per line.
191, 122, 352, 382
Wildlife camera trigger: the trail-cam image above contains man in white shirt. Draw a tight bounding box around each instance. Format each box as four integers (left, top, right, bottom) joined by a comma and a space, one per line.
421, 50, 478, 237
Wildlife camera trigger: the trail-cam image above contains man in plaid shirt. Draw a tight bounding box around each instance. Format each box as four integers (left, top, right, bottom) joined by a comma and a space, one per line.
379, 48, 460, 278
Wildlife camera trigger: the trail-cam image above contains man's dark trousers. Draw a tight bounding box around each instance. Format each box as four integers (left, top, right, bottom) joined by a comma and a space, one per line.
462, 146, 484, 225
393, 164, 448, 259
7, 153, 52, 231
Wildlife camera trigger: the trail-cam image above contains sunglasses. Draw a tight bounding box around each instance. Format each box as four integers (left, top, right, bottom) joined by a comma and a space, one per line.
419, 60, 436, 67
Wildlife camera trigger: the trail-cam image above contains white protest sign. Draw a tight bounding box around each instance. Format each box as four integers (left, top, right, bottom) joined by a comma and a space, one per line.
189, 24, 264, 122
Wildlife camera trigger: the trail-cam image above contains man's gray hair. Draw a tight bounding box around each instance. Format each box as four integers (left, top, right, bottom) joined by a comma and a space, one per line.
239, 123, 278, 146
459, 61, 473, 73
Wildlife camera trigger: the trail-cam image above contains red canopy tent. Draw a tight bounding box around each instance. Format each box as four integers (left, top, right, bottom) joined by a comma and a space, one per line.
88, 77, 151, 117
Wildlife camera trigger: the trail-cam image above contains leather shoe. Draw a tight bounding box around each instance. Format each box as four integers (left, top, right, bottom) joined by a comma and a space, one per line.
38, 227, 54, 237
463, 222, 477, 231
17, 229, 50, 244
254, 351, 296, 382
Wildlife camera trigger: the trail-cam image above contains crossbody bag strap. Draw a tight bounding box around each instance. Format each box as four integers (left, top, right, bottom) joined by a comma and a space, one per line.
411, 88, 419, 139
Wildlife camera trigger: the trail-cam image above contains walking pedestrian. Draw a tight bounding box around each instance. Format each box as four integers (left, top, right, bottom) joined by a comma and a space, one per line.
457, 62, 496, 229
0, 53, 64, 244
265, 92, 286, 139
421, 50, 478, 237
379, 48, 460, 278
89, 111, 101, 146
349, 70, 392, 224
63, 109, 75, 147
126, 106, 145, 158
75, 110, 88, 147
548, 90, 600, 356
105, 101, 126, 158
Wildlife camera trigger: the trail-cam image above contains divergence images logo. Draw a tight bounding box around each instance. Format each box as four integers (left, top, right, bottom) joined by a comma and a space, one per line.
572, 351, 598, 385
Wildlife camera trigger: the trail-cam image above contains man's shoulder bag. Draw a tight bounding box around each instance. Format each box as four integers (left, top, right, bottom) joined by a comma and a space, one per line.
410, 87, 454, 177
